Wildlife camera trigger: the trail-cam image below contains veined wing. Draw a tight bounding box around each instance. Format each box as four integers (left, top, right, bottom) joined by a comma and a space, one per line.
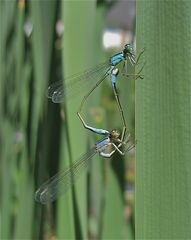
47, 61, 110, 103
35, 135, 134, 204
123, 133, 135, 153
35, 147, 97, 204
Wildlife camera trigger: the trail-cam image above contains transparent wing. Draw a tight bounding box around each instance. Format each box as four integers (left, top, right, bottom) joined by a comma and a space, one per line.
47, 61, 110, 103
35, 147, 97, 204
124, 142, 135, 153
123, 133, 135, 153
35, 135, 134, 204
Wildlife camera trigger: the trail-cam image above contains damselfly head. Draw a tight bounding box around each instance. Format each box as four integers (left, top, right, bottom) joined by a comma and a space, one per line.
124, 43, 133, 53
110, 129, 120, 139
123, 43, 135, 63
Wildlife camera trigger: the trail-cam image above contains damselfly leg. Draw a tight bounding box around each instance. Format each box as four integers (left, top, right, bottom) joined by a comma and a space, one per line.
122, 48, 145, 79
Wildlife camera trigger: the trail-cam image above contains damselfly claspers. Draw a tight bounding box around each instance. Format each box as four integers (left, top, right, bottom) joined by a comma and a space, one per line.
78, 67, 127, 147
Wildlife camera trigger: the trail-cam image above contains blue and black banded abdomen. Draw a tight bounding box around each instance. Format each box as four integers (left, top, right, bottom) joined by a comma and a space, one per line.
110, 52, 124, 66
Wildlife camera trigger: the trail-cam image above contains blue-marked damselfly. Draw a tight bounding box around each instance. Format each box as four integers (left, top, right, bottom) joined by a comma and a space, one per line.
47, 44, 144, 104
35, 129, 134, 204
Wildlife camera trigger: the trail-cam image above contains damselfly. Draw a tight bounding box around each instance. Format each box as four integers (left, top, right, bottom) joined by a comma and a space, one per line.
35, 129, 134, 204
47, 44, 144, 105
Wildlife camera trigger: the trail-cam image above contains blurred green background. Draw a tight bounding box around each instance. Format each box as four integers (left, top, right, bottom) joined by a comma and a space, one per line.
1, 0, 191, 239
0, 1, 136, 239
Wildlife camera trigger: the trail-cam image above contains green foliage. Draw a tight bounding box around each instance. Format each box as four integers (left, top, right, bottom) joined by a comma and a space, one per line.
136, 0, 191, 239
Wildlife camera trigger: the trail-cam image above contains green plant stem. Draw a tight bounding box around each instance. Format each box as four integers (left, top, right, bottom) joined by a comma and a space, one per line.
136, 0, 191, 238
